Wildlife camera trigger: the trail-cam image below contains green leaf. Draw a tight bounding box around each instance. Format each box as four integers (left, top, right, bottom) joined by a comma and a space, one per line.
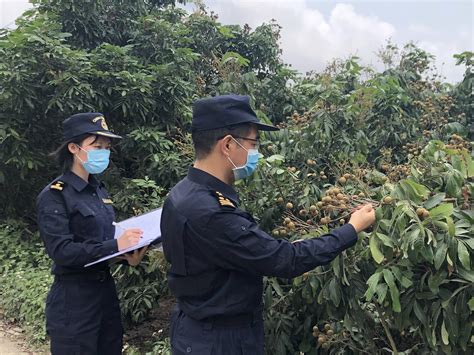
467, 157, 474, 178
266, 154, 285, 163
447, 253, 453, 266
218, 26, 235, 38
397, 179, 430, 204
445, 173, 461, 197
446, 217, 455, 237
309, 275, 319, 294
329, 278, 342, 307
457, 241, 470, 270
430, 203, 454, 218
370, 234, 384, 264
375, 232, 394, 247
434, 242, 448, 270
376, 283, 388, 303
457, 266, 474, 283
365, 271, 382, 300
222, 51, 250, 66
405, 179, 430, 198
424, 193, 446, 209
441, 319, 449, 345
271, 278, 284, 297
264, 284, 273, 309
383, 269, 401, 312
375, 207, 383, 221
465, 238, 474, 249
469, 297, 474, 312
298, 339, 311, 353
413, 301, 427, 324
452, 155, 467, 177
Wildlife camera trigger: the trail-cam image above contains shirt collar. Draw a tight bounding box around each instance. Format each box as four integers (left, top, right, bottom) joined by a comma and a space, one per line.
187, 167, 239, 204
62, 170, 100, 191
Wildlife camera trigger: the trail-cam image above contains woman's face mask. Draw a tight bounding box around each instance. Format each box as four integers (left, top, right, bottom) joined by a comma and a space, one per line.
76, 145, 110, 174
227, 137, 260, 180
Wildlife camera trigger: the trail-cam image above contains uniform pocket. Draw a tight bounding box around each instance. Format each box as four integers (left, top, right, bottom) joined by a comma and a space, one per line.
240, 321, 264, 355
46, 280, 59, 306
45, 281, 67, 330
50, 336, 81, 355
71, 203, 99, 240
173, 313, 213, 354
223, 218, 255, 242
40, 204, 68, 235
77, 203, 96, 217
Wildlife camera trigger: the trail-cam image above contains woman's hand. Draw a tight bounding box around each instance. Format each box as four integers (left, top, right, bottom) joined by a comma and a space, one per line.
117, 228, 143, 251
118, 246, 148, 267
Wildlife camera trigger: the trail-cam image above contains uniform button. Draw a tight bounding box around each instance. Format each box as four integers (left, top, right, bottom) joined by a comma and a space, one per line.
186, 347, 192, 353
54, 210, 58, 213
241, 226, 246, 231
92, 193, 96, 197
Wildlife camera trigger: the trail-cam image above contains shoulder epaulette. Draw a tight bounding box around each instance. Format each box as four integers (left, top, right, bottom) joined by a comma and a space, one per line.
50, 180, 65, 191
214, 191, 235, 208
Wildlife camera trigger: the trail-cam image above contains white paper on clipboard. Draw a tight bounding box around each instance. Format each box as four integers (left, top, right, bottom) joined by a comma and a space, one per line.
84, 208, 162, 267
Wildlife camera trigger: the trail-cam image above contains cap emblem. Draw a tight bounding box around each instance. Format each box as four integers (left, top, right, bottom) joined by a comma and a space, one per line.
92, 116, 109, 130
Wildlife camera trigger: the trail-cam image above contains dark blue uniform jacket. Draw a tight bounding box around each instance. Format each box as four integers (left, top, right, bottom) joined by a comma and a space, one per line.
36, 171, 119, 274
161, 168, 358, 321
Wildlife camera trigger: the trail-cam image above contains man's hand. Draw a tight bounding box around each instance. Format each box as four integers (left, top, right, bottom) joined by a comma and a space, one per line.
348, 204, 376, 233
118, 246, 148, 266
117, 228, 143, 251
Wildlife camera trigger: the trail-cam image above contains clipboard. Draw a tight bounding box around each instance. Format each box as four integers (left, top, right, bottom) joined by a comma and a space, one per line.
84, 208, 162, 267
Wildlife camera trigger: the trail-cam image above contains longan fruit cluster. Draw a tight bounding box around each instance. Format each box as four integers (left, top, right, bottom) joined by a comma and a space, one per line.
312, 323, 337, 349
446, 134, 470, 150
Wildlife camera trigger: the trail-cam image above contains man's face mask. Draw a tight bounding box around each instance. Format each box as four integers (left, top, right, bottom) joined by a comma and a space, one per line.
227, 137, 260, 180
76, 145, 110, 174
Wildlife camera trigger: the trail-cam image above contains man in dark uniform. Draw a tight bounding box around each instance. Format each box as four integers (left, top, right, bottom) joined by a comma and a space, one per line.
161, 94, 375, 354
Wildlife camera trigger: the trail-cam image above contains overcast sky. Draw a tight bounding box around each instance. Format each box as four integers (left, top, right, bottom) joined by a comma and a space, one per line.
1, 0, 472, 83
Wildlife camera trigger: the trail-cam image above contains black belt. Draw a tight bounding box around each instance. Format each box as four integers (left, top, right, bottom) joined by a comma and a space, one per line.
55, 270, 110, 282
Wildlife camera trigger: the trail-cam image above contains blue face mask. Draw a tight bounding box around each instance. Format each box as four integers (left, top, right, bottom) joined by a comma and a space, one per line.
77, 146, 110, 174
228, 138, 260, 180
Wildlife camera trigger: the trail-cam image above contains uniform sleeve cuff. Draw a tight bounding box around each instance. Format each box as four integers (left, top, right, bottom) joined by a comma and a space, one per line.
102, 239, 119, 255
334, 223, 358, 248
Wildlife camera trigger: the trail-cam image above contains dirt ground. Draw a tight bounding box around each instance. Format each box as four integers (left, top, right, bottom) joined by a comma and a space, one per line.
124, 296, 175, 351
0, 319, 46, 355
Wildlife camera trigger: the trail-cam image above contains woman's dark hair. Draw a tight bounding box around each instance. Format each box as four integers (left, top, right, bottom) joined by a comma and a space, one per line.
50, 134, 99, 172
191, 123, 252, 160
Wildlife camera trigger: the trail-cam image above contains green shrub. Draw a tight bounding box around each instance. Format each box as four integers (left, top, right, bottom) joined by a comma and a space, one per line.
115, 250, 170, 324
0, 220, 51, 343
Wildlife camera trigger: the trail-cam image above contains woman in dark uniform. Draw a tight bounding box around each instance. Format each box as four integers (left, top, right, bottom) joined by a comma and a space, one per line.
36, 112, 146, 354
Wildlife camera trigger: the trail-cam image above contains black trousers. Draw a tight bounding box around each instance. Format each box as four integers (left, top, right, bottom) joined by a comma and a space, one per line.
170, 308, 264, 355
46, 275, 123, 355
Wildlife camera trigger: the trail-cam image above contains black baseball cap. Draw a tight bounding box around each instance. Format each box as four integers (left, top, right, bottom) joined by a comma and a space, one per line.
63, 112, 122, 140
191, 94, 279, 132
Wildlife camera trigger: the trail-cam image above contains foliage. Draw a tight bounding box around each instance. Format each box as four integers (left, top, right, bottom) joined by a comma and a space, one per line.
124, 337, 171, 355
114, 250, 169, 324
0, 220, 51, 343
0, 1, 472, 354
0, 0, 286, 219
236, 46, 473, 353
